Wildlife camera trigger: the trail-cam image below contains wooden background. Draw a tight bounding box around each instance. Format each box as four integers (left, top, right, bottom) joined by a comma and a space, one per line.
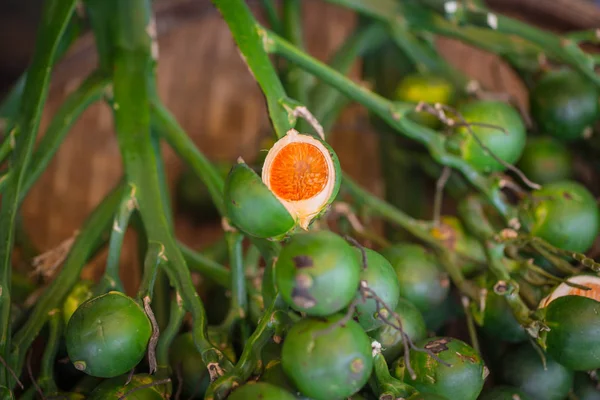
11, 0, 599, 293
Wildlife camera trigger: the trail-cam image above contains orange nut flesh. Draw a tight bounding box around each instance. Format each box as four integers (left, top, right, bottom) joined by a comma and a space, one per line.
268, 142, 329, 201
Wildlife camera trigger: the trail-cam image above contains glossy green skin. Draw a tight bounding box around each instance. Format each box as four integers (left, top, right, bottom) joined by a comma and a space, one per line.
478, 386, 532, 400
228, 383, 296, 400
370, 297, 427, 362
276, 231, 361, 316
396, 337, 486, 400
479, 287, 528, 343
354, 248, 400, 331
501, 343, 573, 400
380, 244, 449, 313
530, 69, 600, 141
63, 279, 94, 325
224, 162, 295, 239
517, 136, 572, 185
454, 100, 526, 173
88, 374, 164, 399
395, 73, 456, 129
544, 295, 600, 371
169, 329, 236, 398
65, 291, 152, 378
281, 315, 373, 400
524, 180, 600, 253
574, 372, 600, 400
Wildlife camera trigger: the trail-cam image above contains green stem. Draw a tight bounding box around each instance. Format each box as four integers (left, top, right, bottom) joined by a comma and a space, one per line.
265, 28, 514, 220
84, 0, 115, 71
282, 0, 309, 115
370, 353, 416, 399
108, 0, 231, 375
244, 244, 262, 278
423, 0, 600, 86
138, 241, 163, 299
212, 0, 293, 139
343, 175, 437, 246
151, 100, 225, 216
260, 0, 283, 34
10, 183, 123, 387
458, 194, 540, 335
205, 297, 289, 400
220, 231, 247, 336
0, 2, 78, 384
23, 73, 109, 200
344, 174, 477, 299
311, 23, 387, 132
156, 293, 185, 377
37, 309, 62, 394
0, 141, 11, 167
461, 297, 481, 355
153, 99, 281, 267
97, 188, 134, 294
179, 243, 231, 288
326, 0, 543, 74
387, 22, 469, 91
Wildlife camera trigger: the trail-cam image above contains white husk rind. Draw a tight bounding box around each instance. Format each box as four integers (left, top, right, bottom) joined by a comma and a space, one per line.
538, 274, 600, 308
262, 129, 336, 230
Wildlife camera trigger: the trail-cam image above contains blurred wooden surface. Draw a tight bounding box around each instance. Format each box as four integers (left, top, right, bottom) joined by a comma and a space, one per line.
14, 0, 579, 292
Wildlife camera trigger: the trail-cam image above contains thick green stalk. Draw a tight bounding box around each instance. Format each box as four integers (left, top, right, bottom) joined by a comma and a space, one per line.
0, 0, 78, 386
212, 0, 293, 139
108, 0, 231, 374
179, 243, 231, 288
10, 184, 123, 386
37, 309, 62, 394
265, 29, 514, 220
84, 0, 115, 71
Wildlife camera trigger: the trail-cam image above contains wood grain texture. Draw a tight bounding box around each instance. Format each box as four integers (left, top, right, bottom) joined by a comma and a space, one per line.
19, 0, 542, 291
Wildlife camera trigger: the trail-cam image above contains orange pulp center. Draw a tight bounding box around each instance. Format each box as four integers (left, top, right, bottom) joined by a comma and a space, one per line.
269, 142, 329, 201
568, 282, 600, 302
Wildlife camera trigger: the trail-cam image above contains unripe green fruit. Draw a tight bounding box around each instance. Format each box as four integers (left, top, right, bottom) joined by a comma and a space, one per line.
521, 180, 600, 253
530, 69, 600, 141
281, 315, 373, 400
276, 231, 361, 316
353, 248, 400, 331
396, 337, 486, 400
500, 343, 573, 400
453, 100, 526, 173
65, 292, 152, 378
